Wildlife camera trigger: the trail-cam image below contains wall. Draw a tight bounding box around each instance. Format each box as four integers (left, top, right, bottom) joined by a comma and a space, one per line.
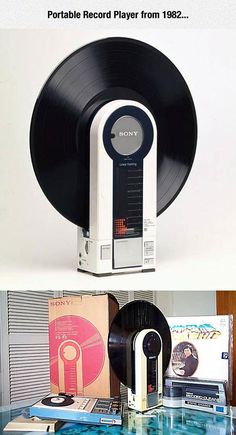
155, 291, 216, 317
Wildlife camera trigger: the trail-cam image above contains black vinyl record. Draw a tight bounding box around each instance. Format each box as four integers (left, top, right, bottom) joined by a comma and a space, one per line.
108, 300, 172, 389
41, 396, 74, 407
30, 37, 197, 229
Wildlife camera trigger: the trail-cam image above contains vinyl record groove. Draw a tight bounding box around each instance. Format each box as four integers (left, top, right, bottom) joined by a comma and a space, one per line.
41, 396, 74, 407
108, 300, 172, 389
30, 37, 197, 228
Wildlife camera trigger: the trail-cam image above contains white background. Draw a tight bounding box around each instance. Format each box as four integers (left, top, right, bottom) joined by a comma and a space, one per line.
0, 23, 236, 290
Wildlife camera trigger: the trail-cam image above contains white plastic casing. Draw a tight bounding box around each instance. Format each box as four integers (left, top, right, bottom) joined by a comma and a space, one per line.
128, 329, 163, 412
77, 100, 157, 275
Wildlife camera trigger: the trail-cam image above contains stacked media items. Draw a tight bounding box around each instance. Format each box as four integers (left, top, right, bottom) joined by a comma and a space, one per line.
163, 378, 229, 415
162, 314, 233, 415
30, 37, 197, 275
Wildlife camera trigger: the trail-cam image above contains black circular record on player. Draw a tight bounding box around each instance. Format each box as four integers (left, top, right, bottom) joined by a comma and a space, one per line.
108, 300, 172, 389
30, 37, 197, 228
41, 396, 74, 407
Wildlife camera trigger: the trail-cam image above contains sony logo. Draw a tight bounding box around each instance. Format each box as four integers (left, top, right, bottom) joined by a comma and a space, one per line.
119, 131, 139, 137
50, 300, 73, 306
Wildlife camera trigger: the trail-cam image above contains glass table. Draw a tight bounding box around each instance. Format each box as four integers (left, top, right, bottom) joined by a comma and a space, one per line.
0, 404, 235, 435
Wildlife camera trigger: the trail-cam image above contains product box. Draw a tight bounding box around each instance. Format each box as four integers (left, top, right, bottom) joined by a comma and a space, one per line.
166, 315, 233, 392
48, 293, 120, 398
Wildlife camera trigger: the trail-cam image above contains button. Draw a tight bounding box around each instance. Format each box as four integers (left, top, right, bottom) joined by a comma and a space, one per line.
216, 406, 224, 413
85, 241, 89, 254
101, 244, 111, 260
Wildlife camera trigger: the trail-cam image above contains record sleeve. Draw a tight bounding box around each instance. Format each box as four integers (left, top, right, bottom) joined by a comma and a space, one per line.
166, 315, 233, 397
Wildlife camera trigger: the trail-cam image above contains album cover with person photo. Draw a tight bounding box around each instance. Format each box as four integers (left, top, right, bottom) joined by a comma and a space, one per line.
166, 315, 233, 395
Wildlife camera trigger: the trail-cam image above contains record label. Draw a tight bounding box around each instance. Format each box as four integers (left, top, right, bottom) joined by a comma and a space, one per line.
41, 395, 74, 407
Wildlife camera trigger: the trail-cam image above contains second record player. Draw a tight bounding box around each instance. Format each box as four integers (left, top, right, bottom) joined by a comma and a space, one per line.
30, 394, 123, 426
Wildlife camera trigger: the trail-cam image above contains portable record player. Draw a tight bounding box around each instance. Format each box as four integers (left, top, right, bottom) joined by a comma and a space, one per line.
30, 394, 123, 426
30, 37, 197, 275
108, 300, 172, 412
